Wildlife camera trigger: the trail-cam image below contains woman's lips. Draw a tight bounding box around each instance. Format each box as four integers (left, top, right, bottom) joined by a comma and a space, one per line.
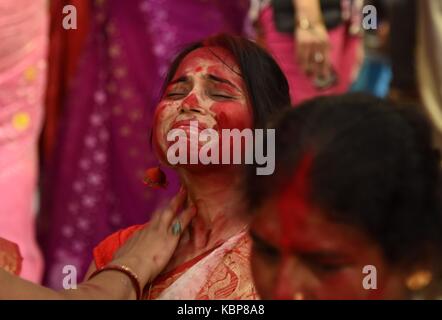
170, 119, 209, 131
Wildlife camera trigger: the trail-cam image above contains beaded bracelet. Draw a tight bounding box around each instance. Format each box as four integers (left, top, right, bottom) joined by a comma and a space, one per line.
88, 264, 142, 300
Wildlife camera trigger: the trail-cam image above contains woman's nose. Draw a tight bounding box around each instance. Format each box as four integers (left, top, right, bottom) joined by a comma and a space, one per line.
272, 256, 313, 300
179, 93, 206, 115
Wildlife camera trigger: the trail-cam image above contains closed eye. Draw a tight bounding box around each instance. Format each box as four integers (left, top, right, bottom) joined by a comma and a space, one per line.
250, 231, 280, 261
313, 262, 346, 273
302, 254, 350, 275
165, 91, 187, 100
211, 93, 234, 99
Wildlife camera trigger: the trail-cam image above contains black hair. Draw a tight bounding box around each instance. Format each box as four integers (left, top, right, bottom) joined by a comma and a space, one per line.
159, 33, 291, 128
247, 93, 442, 270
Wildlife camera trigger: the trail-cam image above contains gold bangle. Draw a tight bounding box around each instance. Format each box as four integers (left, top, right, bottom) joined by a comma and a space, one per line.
88, 264, 142, 300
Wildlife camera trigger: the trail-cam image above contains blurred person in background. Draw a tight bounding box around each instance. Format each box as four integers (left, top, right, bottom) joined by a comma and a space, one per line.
0, 0, 48, 283
250, 0, 363, 104
357, 0, 442, 153
385, 0, 418, 103
350, 0, 391, 98
416, 0, 442, 153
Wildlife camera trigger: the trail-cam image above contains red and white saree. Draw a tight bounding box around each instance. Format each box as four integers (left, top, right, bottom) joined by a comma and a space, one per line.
93, 225, 257, 300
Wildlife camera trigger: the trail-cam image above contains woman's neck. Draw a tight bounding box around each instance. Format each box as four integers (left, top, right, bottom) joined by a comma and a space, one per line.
177, 166, 250, 251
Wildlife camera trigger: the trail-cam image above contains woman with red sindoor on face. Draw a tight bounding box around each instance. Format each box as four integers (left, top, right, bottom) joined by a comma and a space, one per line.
247, 94, 442, 299
85, 34, 291, 300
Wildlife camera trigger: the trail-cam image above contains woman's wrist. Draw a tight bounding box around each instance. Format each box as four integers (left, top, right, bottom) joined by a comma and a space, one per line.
296, 15, 325, 31
87, 263, 142, 300
293, 0, 325, 31
111, 256, 153, 288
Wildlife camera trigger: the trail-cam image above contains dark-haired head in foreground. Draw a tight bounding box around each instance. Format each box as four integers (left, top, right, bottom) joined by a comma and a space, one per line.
247, 93, 442, 299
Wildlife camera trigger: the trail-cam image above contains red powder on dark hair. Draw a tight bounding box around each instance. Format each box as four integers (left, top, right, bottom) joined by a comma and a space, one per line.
277, 152, 314, 249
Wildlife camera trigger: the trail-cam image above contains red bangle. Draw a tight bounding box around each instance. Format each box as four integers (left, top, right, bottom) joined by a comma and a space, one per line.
88, 264, 142, 300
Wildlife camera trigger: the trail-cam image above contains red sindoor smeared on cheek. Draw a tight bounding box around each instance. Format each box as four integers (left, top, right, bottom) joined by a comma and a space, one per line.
205, 62, 252, 130
211, 103, 253, 165
210, 103, 253, 131
277, 153, 314, 250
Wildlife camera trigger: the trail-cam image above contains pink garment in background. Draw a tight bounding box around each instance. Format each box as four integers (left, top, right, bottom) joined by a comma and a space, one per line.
259, 6, 360, 105
0, 0, 48, 282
